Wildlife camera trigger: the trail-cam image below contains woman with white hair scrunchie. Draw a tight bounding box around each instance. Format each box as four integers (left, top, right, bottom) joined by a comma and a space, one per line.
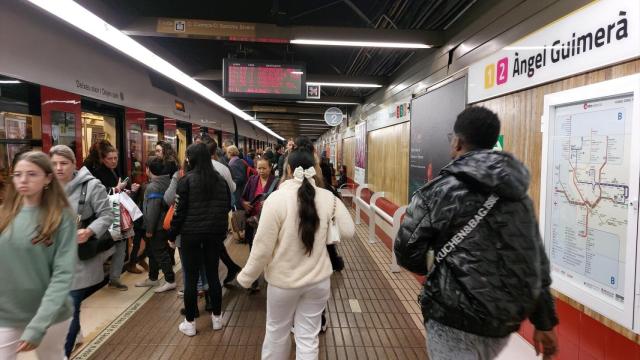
237, 147, 355, 360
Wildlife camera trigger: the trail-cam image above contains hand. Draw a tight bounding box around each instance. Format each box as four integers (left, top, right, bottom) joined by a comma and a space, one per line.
145, 232, 153, 239
242, 201, 253, 212
131, 183, 140, 192
116, 178, 127, 192
16, 340, 37, 352
533, 329, 558, 359
167, 240, 176, 249
77, 228, 94, 244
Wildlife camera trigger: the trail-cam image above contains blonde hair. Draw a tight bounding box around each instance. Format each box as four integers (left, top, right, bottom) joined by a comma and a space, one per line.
0, 151, 71, 246
226, 145, 240, 157
49, 145, 76, 164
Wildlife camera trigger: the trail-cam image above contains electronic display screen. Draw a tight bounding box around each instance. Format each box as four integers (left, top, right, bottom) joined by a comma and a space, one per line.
222, 59, 305, 100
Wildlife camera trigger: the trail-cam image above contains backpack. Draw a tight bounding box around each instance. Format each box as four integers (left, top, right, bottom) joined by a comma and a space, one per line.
241, 159, 258, 178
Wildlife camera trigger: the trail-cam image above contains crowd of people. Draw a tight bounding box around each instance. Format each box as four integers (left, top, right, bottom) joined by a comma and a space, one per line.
0, 132, 353, 359
0, 106, 561, 360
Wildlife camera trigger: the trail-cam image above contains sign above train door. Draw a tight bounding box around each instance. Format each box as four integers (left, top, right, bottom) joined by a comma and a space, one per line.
468, 0, 640, 103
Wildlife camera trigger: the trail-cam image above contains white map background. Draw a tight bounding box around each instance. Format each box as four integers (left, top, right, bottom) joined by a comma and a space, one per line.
549, 94, 634, 306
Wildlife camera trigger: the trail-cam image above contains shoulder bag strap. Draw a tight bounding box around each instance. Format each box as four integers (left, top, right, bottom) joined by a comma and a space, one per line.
78, 181, 89, 217
427, 193, 500, 273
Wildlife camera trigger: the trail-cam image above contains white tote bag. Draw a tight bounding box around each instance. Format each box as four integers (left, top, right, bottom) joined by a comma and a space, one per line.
118, 191, 143, 221
326, 196, 340, 245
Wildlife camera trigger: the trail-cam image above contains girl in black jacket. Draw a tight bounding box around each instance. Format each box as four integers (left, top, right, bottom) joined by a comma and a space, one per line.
168, 143, 230, 336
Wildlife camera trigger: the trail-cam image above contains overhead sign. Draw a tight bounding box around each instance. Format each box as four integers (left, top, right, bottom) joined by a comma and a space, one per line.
157, 18, 257, 38
307, 84, 321, 99
222, 59, 306, 100
468, 0, 639, 103
324, 107, 343, 126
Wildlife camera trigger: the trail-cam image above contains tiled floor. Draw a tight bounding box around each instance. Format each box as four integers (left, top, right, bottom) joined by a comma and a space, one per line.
20, 207, 538, 360
74, 209, 428, 359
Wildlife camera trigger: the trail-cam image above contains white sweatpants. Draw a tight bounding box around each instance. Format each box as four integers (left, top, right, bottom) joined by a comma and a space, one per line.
0, 318, 71, 360
262, 278, 331, 360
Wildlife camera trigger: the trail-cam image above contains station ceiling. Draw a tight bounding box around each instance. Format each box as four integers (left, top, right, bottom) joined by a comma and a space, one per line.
78, 0, 477, 140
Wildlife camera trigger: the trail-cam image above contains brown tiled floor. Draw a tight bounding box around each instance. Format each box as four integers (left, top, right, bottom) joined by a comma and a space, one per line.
83, 209, 428, 359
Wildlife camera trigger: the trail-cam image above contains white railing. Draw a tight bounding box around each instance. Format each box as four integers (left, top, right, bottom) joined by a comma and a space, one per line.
370, 197, 407, 273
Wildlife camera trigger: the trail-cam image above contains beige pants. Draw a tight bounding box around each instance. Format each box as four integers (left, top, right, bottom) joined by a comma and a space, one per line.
0, 318, 71, 360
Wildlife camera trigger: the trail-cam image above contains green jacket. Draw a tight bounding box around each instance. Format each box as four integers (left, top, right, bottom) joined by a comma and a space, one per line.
0, 206, 76, 344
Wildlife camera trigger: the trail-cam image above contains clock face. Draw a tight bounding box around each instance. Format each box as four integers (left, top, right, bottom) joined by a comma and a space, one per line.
324, 107, 343, 126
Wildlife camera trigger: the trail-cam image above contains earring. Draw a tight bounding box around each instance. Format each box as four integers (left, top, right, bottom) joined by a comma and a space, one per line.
44, 184, 49, 190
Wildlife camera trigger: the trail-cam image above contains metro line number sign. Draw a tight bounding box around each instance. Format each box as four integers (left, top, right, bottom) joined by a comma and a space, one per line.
483, 57, 509, 89
469, 0, 639, 103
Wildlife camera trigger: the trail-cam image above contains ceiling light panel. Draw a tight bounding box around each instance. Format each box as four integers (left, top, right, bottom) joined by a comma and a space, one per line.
306, 82, 382, 88
291, 39, 430, 49
27, 0, 284, 140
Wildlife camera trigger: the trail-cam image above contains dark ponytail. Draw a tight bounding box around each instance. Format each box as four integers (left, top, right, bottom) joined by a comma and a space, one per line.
288, 148, 319, 255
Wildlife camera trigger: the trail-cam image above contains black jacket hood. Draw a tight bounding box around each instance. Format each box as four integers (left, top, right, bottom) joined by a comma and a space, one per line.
441, 150, 530, 200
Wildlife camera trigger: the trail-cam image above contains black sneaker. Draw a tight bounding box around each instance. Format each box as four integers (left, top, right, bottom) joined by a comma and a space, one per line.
320, 313, 327, 333
223, 266, 241, 286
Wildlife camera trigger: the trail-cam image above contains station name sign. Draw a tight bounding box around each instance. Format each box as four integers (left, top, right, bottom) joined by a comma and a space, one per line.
468, 0, 639, 103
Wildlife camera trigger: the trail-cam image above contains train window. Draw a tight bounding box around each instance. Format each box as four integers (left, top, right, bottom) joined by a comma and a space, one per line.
81, 111, 116, 159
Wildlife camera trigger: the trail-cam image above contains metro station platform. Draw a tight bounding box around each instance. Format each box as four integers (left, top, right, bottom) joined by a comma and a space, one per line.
14, 210, 535, 360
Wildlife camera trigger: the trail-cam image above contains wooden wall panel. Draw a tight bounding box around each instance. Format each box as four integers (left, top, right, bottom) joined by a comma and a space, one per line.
342, 137, 355, 182
477, 59, 640, 214
367, 123, 410, 206
476, 58, 640, 342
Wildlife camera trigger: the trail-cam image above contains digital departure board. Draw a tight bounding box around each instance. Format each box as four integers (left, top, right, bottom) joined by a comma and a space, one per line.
222, 59, 306, 100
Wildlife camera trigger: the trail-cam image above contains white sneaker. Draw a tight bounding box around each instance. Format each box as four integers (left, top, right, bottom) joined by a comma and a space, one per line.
178, 319, 196, 336
135, 278, 159, 287
212, 314, 223, 330
154, 281, 177, 293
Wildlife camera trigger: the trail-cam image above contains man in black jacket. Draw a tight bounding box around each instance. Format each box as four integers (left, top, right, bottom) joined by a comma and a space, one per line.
394, 107, 558, 360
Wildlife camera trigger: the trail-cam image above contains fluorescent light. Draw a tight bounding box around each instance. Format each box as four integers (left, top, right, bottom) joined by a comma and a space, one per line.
250, 121, 284, 140
291, 39, 430, 49
0, 80, 21, 84
307, 82, 381, 88
291, 71, 304, 75
297, 101, 360, 105
26, 0, 279, 135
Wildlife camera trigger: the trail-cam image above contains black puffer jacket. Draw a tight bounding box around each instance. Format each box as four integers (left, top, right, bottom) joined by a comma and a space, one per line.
168, 170, 230, 238
394, 150, 558, 338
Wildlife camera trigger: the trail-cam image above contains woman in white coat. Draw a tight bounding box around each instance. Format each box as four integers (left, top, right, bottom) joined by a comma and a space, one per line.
237, 147, 355, 359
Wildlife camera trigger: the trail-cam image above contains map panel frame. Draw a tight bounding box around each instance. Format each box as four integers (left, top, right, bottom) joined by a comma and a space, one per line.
540, 74, 640, 332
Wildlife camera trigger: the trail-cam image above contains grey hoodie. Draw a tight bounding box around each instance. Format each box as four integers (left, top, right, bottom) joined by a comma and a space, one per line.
143, 174, 171, 235
64, 166, 115, 290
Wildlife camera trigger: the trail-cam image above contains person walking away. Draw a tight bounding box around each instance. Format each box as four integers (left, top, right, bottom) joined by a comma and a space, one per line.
0, 151, 77, 359
135, 157, 176, 292
227, 145, 247, 210
50, 145, 115, 357
394, 106, 559, 360
201, 138, 242, 285
237, 148, 355, 359
240, 157, 278, 291
169, 143, 231, 336
83, 140, 139, 291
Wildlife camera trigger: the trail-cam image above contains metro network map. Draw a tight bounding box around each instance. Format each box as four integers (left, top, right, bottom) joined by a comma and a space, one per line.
549, 94, 634, 306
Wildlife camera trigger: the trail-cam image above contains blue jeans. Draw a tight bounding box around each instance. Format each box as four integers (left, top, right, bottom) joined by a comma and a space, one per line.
64, 282, 104, 356
109, 240, 127, 282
